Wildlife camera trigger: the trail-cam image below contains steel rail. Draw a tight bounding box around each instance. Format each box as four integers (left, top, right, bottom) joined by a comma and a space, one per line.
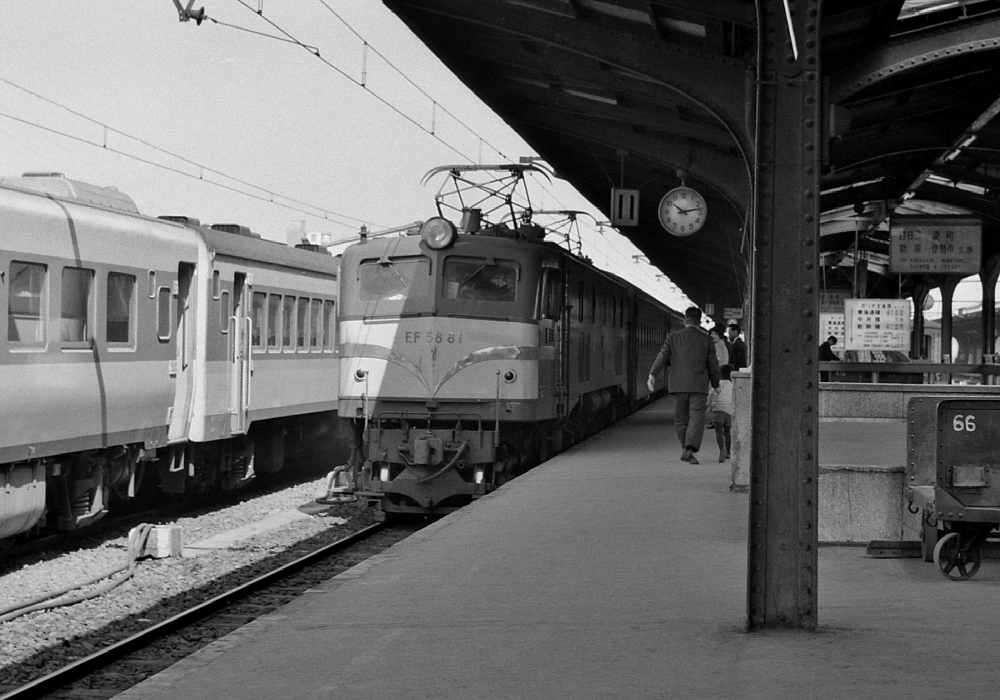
0, 521, 386, 700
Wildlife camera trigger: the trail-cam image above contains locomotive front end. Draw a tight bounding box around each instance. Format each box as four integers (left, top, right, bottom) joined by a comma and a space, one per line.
338, 227, 545, 516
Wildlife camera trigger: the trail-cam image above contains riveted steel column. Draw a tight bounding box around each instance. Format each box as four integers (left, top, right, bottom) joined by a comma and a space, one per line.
746, 0, 822, 631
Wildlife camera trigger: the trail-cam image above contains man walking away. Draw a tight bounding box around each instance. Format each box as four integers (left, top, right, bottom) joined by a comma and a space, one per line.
727, 322, 748, 371
647, 307, 721, 464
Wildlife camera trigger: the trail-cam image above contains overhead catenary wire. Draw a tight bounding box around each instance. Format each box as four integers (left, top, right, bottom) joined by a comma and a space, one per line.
225, 0, 487, 165
0, 77, 376, 230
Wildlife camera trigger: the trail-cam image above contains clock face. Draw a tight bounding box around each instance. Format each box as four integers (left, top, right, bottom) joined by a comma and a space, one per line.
658, 187, 707, 236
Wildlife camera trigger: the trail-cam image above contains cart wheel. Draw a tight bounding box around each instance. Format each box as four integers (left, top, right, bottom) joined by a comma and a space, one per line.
933, 532, 982, 581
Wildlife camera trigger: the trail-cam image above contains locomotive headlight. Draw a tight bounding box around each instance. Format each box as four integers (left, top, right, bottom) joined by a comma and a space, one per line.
380, 465, 390, 482
354, 368, 368, 382
419, 217, 458, 250
503, 369, 516, 383
474, 466, 485, 484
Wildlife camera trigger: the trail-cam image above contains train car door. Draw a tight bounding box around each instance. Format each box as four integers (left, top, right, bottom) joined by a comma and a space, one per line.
230, 272, 251, 434
167, 263, 196, 443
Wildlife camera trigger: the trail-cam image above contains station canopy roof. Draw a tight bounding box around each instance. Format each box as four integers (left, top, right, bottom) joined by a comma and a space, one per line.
383, 0, 1000, 314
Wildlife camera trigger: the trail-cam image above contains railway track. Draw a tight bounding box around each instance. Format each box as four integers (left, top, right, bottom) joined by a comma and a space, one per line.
0, 520, 420, 700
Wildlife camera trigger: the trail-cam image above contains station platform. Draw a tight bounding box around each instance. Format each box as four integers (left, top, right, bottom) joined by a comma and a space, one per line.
115, 398, 999, 700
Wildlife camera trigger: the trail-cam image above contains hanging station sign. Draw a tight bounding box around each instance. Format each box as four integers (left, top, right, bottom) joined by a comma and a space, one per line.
843, 299, 911, 352
889, 215, 981, 274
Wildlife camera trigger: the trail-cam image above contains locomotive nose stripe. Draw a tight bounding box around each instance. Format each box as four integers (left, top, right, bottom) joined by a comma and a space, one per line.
341, 344, 539, 396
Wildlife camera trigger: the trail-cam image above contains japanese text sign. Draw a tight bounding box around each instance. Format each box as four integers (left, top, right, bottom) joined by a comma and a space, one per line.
844, 299, 911, 352
890, 216, 981, 274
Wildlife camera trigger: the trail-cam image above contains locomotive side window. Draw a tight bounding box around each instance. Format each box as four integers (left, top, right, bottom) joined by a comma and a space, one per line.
540, 268, 563, 320
297, 297, 308, 350
442, 257, 518, 302
156, 286, 172, 341
267, 294, 281, 349
8, 261, 47, 346
106, 272, 135, 345
251, 292, 266, 349
359, 256, 431, 301
282, 296, 295, 350
310, 299, 322, 350
61, 267, 94, 344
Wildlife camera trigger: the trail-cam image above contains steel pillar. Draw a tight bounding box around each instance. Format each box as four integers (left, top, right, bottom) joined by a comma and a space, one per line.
746, 0, 822, 631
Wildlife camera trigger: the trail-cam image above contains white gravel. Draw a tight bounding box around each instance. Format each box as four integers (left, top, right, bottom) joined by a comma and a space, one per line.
0, 475, 374, 684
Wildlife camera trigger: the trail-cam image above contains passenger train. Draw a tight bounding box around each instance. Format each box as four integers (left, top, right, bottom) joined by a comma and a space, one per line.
337, 164, 683, 518
0, 173, 350, 543
0, 165, 683, 540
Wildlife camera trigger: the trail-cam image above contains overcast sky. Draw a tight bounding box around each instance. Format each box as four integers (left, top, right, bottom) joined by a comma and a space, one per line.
0, 0, 693, 309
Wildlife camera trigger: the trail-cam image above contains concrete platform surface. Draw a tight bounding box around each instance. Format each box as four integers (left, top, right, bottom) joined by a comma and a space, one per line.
114, 399, 1000, 700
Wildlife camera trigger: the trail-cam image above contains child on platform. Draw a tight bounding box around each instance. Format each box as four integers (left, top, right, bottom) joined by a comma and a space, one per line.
708, 364, 734, 462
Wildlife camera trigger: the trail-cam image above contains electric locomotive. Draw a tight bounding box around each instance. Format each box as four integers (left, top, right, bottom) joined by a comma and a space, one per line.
337, 165, 680, 517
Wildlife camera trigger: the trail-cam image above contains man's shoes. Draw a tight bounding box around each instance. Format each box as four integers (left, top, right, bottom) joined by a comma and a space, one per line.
719, 451, 726, 463
681, 448, 699, 464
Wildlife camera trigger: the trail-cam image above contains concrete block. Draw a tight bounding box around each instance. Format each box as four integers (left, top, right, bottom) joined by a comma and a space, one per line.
819, 387, 905, 419
818, 466, 904, 543
141, 524, 183, 558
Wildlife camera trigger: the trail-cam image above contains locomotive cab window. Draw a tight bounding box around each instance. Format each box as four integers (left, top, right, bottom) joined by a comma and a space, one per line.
61, 267, 95, 345
442, 256, 518, 302
358, 256, 431, 302
106, 272, 135, 346
8, 261, 47, 347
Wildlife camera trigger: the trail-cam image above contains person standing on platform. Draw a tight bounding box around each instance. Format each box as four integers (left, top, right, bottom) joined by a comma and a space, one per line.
727, 322, 748, 371
819, 335, 839, 382
647, 306, 721, 464
709, 325, 730, 368
706, 325, 730, 430
708, 364, 734, 462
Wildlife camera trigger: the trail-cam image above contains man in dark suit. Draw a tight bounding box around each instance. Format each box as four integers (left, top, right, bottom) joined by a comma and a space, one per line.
727, 322, 748, 370
647, 307, 721, 464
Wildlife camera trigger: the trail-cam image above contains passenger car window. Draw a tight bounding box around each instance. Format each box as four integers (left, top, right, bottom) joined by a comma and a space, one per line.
156, 286, 172, 341
297, 297, 308, 349
267, 294, 281, 349
310, 299, 322, 349
251, 292, 266, 349
282, 296, 295, 350
106, 272, 135, 344
323, 300, 335, 350
8, 261, 47, 346
61, 267, 95, 343
442, 257, 518, 302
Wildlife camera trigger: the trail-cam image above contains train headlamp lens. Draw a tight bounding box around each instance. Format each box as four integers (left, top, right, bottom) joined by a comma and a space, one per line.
354, 368, 368, 382
503, 370, 516, 383
419, 217, 458, 250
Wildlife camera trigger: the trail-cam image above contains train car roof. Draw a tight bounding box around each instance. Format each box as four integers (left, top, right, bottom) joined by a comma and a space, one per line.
199, 225, 340, 276
0, 173, 140, 214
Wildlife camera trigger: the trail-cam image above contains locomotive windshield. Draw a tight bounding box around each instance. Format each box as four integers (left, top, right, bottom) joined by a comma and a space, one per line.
442, 256, 518, 302
358, 256, 431, 301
